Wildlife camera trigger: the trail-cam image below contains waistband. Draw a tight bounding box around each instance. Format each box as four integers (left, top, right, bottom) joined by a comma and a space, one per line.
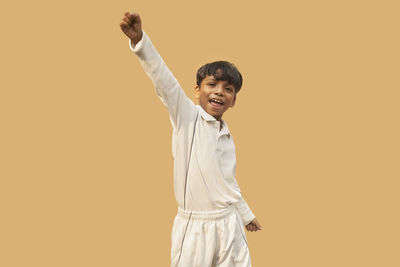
177, 205, 234, 221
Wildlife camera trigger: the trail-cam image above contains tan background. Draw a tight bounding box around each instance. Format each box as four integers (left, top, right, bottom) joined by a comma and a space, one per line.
1, 0, 399, 266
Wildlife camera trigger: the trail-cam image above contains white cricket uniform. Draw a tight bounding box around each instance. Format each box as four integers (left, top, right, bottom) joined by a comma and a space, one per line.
129, 31, 255, 267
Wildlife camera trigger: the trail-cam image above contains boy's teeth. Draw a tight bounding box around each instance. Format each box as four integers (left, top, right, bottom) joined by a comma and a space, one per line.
211, 99, 223, 104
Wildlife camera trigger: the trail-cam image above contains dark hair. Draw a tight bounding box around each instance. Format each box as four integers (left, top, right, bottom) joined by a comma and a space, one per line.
196, 61, 243, 93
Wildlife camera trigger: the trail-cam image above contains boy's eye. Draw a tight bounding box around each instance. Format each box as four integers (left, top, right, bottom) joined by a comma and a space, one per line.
226, 88, 233, 91
208, 83, 215, 86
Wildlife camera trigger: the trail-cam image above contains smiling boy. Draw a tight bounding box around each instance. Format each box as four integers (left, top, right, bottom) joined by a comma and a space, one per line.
120, 12, 261, 267
195, 67, 237, 123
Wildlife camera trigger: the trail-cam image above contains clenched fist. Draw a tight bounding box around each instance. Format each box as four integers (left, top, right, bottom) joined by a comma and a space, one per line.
120, 12, 143, 46
246, 217, 262, 232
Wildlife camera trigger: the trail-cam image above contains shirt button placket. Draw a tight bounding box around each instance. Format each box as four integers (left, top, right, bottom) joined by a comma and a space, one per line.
215, 121, 220, 140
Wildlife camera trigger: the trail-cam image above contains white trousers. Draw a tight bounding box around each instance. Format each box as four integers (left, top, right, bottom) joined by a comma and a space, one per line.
171, 205, 251, 267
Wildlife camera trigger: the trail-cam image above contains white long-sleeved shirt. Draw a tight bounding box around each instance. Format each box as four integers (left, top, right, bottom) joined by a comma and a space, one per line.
129, 31, 255, 225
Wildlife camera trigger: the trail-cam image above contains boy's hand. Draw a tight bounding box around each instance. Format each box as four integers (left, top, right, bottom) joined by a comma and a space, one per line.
120, 12, 143, 46
246, 218, 262, 232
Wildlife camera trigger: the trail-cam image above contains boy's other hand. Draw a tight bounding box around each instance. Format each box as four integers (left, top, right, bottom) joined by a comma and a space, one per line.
246, 218, 262, 232
120, 12, 143, 46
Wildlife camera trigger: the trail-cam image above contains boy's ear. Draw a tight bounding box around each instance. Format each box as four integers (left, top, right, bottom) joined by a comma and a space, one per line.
194, 85, 200, 99
230, 94, 236, 107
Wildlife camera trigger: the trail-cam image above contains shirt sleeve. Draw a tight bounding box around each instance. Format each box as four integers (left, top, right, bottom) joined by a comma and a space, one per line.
129, 31, 196, 130
233, 194, 256, 226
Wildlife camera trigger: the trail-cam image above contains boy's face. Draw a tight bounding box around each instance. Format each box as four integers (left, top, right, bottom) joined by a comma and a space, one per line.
195, 74, 236, 121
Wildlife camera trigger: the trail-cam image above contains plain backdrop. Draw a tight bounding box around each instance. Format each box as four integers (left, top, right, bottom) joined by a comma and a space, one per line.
1, 0, 399, 266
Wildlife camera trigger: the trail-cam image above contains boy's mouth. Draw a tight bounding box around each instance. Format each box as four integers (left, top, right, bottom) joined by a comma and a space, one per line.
209, 98, 224, 107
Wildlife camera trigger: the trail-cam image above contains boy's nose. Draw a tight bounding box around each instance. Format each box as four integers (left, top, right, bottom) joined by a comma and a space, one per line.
214, 91, 223, 97
215, 86, 224, 95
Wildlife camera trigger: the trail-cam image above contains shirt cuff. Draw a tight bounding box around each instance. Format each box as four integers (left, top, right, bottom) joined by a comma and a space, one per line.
128, 31, 145, 52
234, 198, 256, 226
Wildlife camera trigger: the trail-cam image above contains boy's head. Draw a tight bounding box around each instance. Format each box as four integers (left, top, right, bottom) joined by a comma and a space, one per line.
194, 61, 243, 121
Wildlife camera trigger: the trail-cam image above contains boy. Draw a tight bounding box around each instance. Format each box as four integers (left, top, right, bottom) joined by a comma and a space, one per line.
120, 12, 261, 267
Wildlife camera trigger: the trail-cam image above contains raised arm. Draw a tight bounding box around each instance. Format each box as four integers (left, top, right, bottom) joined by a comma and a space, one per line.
120, 12, 196, 130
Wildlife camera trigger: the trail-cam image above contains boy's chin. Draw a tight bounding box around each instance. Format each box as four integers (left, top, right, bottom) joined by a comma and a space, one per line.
207, 108, 227, 120
200, 103, 228, 119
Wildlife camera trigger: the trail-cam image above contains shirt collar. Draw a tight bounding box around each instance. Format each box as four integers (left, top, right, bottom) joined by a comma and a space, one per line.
197, 105, 216, 122
196, 105, 231, 137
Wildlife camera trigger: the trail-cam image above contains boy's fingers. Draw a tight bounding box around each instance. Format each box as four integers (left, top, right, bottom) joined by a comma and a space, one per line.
249, 224, 255, 231
120, 20, 131, 28
129, 12, 135, 19
130, 12, 140, 20
251, 218, 262, 230
121, 12, 141, 31
131, 12, 142, 25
